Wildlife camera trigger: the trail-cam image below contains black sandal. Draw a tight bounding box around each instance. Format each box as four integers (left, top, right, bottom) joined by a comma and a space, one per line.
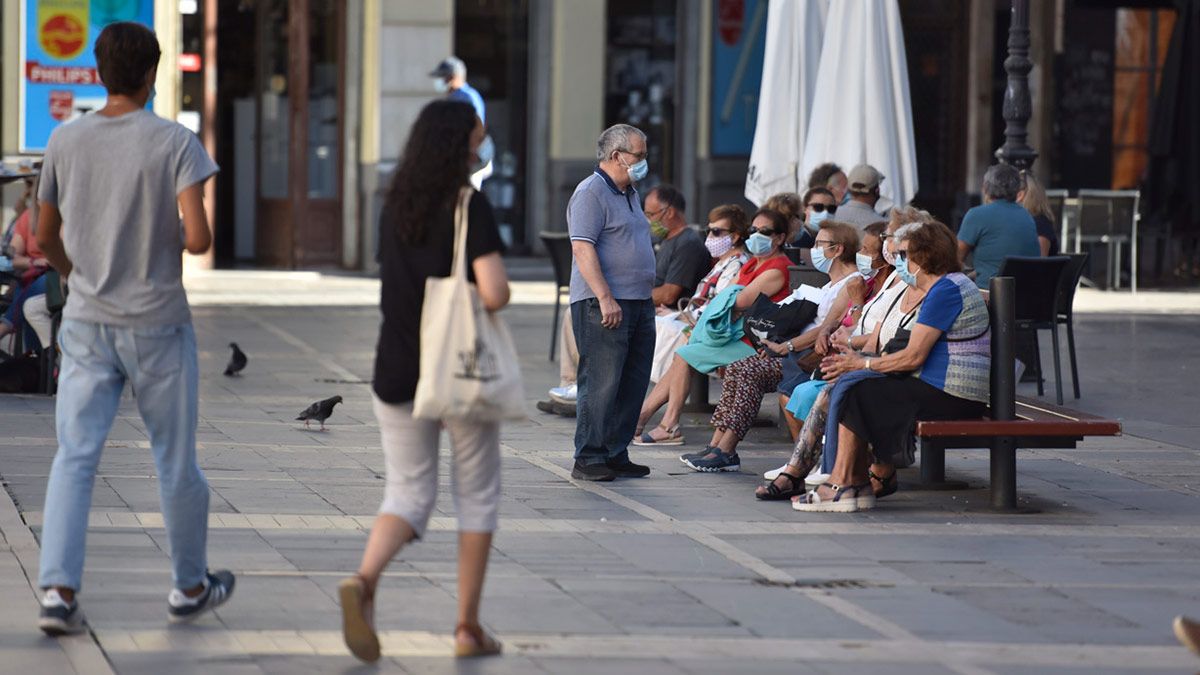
755, 470, 807, 501
869, 469, 898, 498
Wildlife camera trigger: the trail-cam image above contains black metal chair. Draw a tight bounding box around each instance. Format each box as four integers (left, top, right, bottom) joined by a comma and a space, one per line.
1054, 252, 1089, 400
539, 231, 573, 362
997, 255, 1071, 404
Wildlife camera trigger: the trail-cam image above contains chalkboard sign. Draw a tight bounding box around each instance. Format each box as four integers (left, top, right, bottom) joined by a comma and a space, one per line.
1053, 7, 1115, 189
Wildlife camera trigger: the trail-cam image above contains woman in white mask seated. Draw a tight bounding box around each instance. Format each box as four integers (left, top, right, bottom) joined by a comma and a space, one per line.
648, 205, 750, 382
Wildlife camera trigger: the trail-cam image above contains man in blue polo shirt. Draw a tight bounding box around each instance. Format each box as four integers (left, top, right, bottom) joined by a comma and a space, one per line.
568, 124, 657, 481
430, 56, 490, 188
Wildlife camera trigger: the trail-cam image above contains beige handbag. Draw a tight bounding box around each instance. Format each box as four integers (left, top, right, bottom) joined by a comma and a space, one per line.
412, 188, 525, 421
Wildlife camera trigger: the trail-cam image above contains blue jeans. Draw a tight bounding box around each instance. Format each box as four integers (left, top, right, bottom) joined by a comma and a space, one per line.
2, 273, 48, 348
571, 298, 654, 465
38, 319, 209, 592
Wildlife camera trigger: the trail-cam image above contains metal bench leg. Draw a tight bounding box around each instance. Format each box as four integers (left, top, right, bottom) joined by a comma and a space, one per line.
990, 436, 1018, 510
682, 366, 714, 413
910, 438, 968, 491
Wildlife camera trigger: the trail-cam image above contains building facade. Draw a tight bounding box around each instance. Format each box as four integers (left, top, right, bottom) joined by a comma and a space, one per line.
1, 0, 1176, 273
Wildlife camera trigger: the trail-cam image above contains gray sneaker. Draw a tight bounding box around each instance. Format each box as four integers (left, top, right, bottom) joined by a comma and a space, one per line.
168, 569, 236, 624
38, 588, 85, 636
685, 451, 741, 473
679, 446, 716, 464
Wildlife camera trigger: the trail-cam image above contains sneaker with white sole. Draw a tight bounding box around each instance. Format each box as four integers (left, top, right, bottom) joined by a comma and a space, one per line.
167, 569, 236, 624
38, 588, 85, 636
805, 468, 830, 489
763, 464, 789, 481
548, 384, 577, 404
680, 446, 715, 464
685, 451, 741, 473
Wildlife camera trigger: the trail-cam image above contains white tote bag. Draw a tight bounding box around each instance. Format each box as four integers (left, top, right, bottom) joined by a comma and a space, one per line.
412, 188, 526, 421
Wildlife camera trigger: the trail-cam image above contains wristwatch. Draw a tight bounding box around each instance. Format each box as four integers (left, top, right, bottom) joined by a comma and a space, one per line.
786, 340, 795, 353
864, 358, 872, 370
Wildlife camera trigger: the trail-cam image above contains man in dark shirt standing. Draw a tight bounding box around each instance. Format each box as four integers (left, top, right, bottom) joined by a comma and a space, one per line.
645, 184, 710, 309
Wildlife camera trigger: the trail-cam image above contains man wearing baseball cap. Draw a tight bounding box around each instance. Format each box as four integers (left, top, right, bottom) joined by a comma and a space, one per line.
430, 56, 485, 124
429, 56, 490, 187
834, 164, 887, 231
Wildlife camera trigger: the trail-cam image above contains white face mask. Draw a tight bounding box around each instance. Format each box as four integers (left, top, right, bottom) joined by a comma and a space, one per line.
705, 234, 734, 258
433, 78, 450, 93
882, 243, 897, 266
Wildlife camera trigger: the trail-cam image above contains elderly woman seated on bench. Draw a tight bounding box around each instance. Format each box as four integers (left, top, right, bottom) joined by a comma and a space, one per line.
794, 221, 991, 513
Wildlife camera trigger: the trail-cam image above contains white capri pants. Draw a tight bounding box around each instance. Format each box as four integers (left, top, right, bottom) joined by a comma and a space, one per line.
372, 395, 501, 537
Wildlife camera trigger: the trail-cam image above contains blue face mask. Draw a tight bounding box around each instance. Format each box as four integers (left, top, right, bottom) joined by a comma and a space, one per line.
810, 246, 834, 274
856, 252, 878, 278
626, 158, 649, 182
472, 135, 494, 173
807, 209, 831, 231
745, 232, 775, 256
897, 254, 919, 286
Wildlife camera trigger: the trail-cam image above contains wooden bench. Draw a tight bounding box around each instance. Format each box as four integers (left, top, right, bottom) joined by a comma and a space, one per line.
912, 277, 1121, 510
915, 396, 1121, 508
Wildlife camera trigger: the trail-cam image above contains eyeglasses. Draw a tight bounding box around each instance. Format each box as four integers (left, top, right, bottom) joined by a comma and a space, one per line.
706, 226, 730, 237
807, 203, 838, 214
896, 250, 910, 260
644, 206, 668, 220
813, 239, 839, 247
619, 148, 648, 161
749, 227, 779, 236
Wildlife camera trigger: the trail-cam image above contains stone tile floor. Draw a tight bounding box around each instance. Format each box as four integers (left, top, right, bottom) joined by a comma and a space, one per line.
1, 299, 1199, 673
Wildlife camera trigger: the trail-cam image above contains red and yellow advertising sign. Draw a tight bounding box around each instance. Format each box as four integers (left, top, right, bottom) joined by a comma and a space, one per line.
37, 0, 89, 61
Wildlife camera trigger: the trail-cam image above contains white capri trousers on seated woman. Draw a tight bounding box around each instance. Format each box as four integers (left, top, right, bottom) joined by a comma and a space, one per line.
372, 395, 501, 537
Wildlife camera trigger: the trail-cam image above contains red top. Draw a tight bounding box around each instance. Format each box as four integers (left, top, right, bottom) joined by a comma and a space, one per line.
736, 254, 792, 302
12, 211, 44, 260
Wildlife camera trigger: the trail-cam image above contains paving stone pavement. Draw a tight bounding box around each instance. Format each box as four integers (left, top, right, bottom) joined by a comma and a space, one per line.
2, 296, 1199, 674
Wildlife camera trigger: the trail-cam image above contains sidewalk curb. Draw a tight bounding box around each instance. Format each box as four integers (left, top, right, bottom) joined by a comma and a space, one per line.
0, 478, 116, 675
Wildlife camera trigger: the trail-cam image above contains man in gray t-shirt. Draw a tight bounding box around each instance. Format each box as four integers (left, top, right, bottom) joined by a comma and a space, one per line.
33, 22, 233, 637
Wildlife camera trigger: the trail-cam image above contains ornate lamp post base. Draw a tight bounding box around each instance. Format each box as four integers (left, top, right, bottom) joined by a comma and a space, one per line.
995, 0, 1038, 171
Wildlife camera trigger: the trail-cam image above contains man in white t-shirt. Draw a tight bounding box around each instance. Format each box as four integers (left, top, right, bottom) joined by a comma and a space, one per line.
33, 22, 234, 636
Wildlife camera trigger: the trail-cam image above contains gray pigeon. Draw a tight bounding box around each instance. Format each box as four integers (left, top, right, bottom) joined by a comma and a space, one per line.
224, 342, 247, 376
297, 395, 343, 430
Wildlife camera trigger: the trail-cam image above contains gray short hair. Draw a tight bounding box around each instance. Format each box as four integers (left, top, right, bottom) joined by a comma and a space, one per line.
982, 163, 1023, 202
893, 222, 923, 244
597, 124, 647, 161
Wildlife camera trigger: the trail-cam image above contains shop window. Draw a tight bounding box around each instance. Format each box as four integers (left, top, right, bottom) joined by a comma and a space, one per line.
605, 0, 676, 186
1112, 8, 1174, 190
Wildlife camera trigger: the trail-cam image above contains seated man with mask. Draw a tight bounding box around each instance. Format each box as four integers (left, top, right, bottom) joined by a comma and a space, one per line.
646, 184, 711, 310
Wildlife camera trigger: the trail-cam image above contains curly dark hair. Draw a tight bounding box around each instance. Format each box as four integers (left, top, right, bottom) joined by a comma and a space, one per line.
384, 100, 478, 245
94, 22, 161, 96
807, 163, 843, 189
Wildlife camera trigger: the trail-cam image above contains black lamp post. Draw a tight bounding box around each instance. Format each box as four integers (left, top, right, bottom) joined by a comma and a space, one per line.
995, 0, 1038, 170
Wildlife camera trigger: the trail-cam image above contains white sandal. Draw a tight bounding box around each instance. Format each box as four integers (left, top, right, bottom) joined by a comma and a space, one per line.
792, 482, 875, 513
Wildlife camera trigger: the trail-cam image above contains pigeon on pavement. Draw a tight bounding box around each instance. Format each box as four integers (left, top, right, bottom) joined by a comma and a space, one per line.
297, 395, 343, 430
224, 343, 247, 376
